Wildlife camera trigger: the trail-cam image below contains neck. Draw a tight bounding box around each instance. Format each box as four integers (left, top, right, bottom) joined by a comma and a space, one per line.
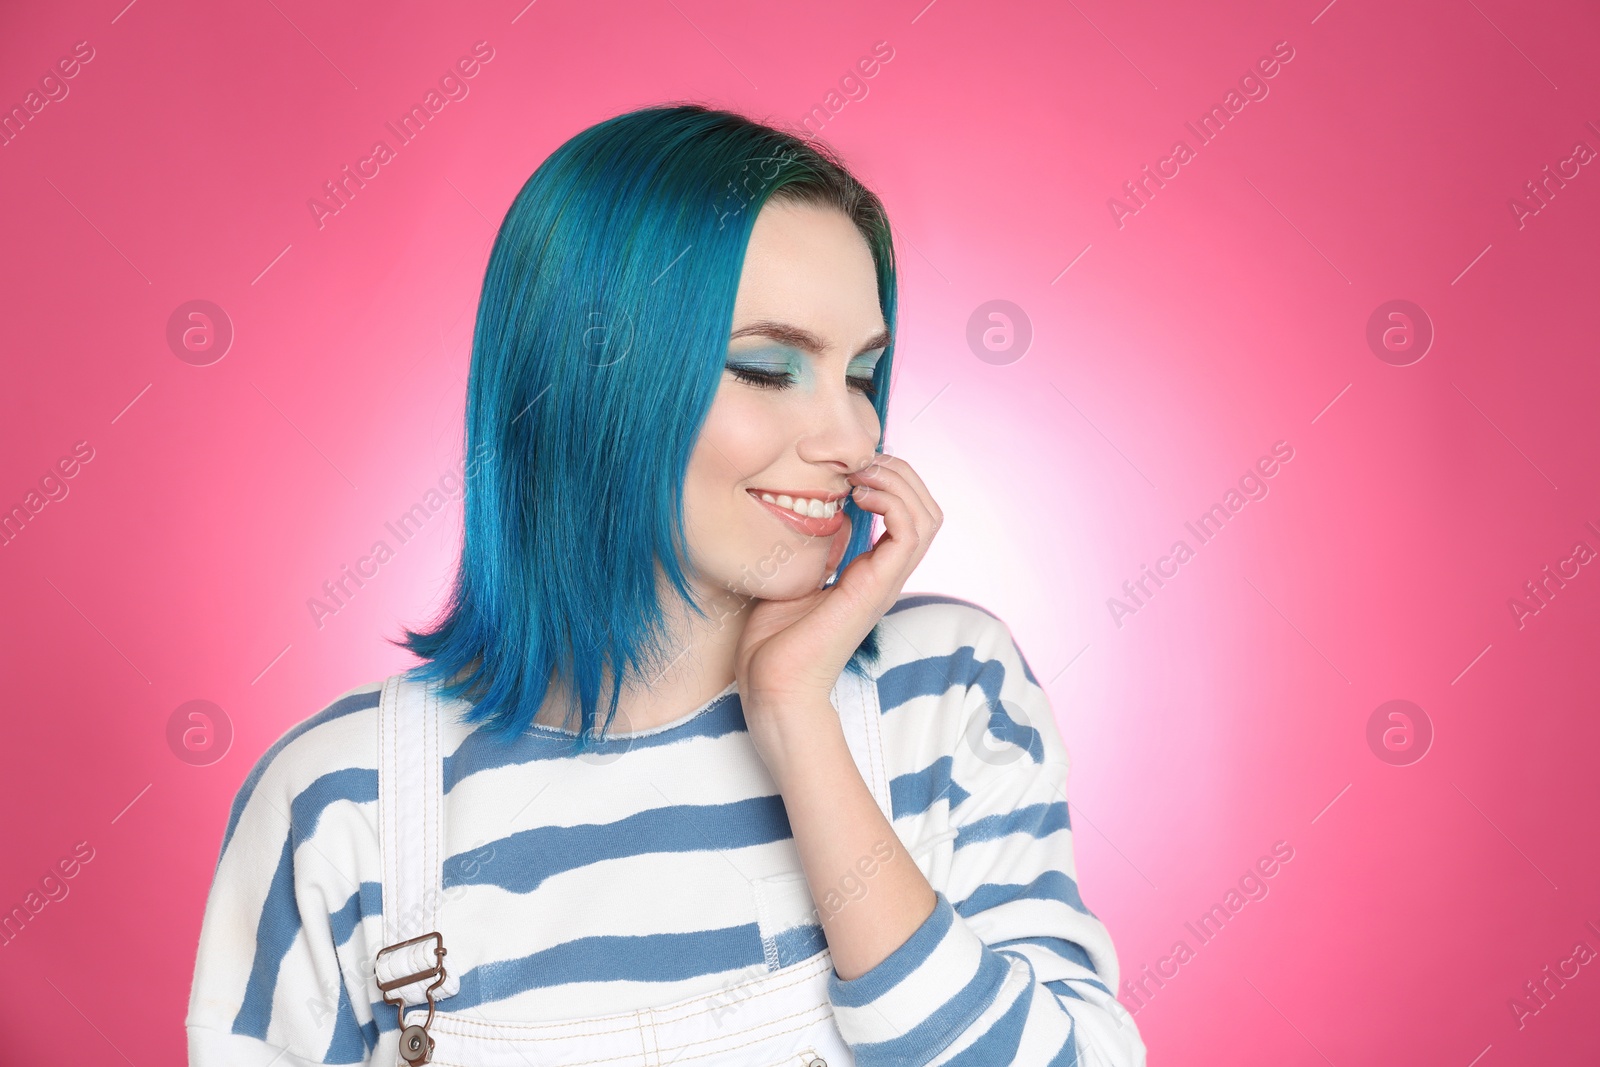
533, 575, 755, 735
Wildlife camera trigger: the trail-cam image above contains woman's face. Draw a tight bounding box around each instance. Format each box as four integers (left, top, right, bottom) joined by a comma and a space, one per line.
681, 197, 888, 603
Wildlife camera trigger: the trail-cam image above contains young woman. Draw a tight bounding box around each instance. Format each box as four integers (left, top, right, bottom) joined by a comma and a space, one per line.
188, 104, 1146, 1067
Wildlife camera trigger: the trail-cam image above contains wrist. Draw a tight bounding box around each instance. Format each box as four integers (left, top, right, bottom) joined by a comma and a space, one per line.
747, 697, 849, 790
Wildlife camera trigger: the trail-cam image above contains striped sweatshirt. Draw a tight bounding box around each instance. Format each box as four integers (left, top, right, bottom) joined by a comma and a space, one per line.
187, 593, 1147, 1065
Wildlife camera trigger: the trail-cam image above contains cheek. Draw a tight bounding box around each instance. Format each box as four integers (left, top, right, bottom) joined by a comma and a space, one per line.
685, 388, 786, 516
710, 387, 788, 464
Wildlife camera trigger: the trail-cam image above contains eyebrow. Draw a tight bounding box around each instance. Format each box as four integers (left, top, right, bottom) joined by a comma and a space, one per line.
729, 320, 890, 358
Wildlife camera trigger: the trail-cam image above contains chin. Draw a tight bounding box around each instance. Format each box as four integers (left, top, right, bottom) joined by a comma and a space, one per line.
746, 574, 826, 601
723, 538, 830, 600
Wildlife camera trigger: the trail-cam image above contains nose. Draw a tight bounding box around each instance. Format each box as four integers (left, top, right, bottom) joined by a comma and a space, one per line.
794, 376, 881, 475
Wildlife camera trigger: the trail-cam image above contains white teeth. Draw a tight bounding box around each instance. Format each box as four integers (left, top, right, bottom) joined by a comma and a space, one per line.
755, 492, 839, 520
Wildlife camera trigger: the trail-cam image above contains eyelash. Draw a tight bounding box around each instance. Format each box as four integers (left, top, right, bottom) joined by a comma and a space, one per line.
726, 365, 879, 401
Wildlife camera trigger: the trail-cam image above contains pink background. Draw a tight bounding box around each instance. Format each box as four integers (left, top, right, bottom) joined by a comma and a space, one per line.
3, 0, 1598, 1062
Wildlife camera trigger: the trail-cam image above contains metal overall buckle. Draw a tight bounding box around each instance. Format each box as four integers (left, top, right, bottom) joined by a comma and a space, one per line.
375, 931, 448, 1065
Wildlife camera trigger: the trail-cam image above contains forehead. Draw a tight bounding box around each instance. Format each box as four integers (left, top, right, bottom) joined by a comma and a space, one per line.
730, 199, 885, 351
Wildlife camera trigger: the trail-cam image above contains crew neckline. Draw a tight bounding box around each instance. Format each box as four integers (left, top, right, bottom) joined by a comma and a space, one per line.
525, 680, 739, 739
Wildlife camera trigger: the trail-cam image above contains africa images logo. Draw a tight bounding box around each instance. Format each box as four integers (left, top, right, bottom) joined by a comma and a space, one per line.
1106, 40, 1296, 229
1107, 441, 1295, 627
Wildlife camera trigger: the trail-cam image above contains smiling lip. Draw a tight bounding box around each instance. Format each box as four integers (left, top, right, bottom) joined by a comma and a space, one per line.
746, 487, 848, 538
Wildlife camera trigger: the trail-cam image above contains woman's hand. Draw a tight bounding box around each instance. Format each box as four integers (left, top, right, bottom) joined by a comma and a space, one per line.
733, 452, 942, 779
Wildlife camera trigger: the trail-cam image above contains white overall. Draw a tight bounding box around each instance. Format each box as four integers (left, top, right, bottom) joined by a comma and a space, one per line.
370, 669, 892, 1067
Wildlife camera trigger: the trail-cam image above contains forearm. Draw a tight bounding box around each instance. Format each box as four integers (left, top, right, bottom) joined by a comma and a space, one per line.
770, 720, 1143, 1065
767, 709, 937, 982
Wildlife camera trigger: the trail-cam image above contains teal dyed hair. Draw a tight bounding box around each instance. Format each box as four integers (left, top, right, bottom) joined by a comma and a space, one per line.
391, 103, 898, 749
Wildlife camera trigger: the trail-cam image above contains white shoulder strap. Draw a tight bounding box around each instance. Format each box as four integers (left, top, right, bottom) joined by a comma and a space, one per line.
374, 673, 461, 1009
832, 667, 893, 822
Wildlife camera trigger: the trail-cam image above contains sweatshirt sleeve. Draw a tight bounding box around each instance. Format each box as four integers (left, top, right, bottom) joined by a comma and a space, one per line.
826, 610, 1147, 1066
187, 741, 375, 1066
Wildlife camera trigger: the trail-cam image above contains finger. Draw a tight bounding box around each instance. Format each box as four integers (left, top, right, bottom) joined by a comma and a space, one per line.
821, 511, 853, 582
847, 482, 923, 583
870, 455, 941, 534
852, 455, 936, 521
870, 454, 943, 530
829, 486, 921, 621
849, 475, 934, 575
817, 495, 906, 628
849, 463, 937, 548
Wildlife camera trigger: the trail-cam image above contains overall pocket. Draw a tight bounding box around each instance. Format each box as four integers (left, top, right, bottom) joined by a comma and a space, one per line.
751, 870, 823, 971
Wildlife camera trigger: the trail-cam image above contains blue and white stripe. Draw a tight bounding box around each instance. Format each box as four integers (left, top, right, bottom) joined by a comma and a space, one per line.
187, 594, 1145, 1066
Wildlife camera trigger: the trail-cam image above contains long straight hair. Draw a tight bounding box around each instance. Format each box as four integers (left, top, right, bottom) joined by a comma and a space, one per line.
392, 103, 898, 749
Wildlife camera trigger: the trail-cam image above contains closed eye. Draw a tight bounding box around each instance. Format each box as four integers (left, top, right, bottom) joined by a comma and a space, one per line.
725, 365, 794, 389
724, 363, 878, 400
847, 347, 885, 402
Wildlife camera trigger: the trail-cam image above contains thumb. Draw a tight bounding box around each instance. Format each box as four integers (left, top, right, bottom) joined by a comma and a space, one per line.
819, 511, 854, 587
